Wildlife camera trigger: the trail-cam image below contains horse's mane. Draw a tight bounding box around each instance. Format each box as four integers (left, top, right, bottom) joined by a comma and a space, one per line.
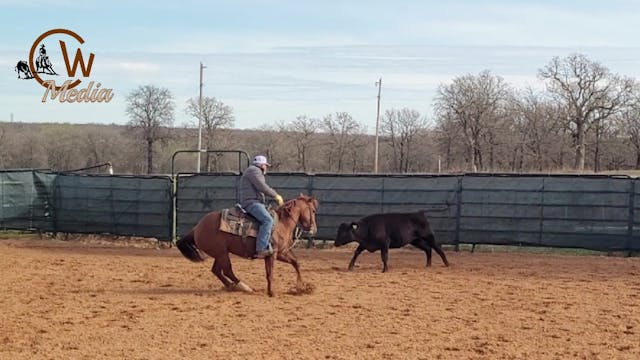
275, 195, 317, 219
275, 199, 297, 218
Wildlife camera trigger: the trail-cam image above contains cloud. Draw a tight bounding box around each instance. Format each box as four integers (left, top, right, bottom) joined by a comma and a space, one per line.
385, 2, 640, 47
142, 31, 361, 54
116, 62, 162, 73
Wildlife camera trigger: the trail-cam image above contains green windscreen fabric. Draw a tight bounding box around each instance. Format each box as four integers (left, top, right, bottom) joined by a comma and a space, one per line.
175, 173, 240, 238
632, 179, 640, 251
0, 171, 55, 231
457, 175, 637, 251
3, 170, 639, 251
175, 172, 639, 250
52, 173, 172, 240
539, 176, 634, 251
310, 174, 458, 243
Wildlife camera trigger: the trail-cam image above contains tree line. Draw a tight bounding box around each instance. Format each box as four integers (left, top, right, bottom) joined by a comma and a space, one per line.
2, 53, 640, 175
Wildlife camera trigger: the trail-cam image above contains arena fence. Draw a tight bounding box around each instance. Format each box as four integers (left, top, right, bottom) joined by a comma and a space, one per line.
2, 170, 639, 252
0, 170, 172, 240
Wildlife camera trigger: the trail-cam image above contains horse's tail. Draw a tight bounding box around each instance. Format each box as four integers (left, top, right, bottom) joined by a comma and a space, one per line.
176, 230, 204, 262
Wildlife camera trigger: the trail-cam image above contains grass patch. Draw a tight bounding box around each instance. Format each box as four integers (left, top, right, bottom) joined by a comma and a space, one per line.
0, 230, 40, 239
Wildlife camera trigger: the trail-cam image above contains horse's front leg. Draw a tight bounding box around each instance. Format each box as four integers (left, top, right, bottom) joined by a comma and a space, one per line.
264, 255, 275, 297
277, 251, 303, 288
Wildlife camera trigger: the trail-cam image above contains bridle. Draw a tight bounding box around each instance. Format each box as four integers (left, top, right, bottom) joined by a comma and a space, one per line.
300, 200, 317, 233
292, 199, 316, 247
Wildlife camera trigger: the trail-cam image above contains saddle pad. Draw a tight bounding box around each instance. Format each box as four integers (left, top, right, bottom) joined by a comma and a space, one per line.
219, 208, 259, 238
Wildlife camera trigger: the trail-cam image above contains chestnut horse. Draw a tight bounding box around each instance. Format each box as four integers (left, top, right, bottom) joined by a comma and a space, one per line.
176, 194, 319, 296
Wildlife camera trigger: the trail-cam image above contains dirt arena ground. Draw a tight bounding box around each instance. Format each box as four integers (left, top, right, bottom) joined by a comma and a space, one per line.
1, 236, 639, 360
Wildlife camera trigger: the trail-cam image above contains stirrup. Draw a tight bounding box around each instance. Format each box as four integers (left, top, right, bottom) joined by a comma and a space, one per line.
254, 248, 274, 259
235, 203, 247, 214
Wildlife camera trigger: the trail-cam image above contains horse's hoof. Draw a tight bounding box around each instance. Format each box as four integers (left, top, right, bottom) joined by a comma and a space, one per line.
235, 282, 253, 293
297, 282, 315, 294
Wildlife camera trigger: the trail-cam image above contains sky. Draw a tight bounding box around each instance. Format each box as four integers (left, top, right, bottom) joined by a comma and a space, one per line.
1, 0, 639, 131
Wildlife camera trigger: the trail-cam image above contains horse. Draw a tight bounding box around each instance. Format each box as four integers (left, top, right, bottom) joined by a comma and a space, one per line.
176, 194, 319, 297
36, 55, 57, 75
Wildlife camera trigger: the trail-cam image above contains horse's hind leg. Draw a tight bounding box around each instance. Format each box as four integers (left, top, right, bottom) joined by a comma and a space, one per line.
211, 258, 234, 290
221, 256, 253, 293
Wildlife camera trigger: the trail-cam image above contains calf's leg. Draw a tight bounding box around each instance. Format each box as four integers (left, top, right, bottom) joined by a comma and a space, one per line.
380, 246, 389, 273
424, 233, 449, 267
411, 239, 433, 266
348, 244, 365, 271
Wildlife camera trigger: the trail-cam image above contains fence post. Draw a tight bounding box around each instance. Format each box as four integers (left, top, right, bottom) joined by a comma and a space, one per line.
454, 176, 463, 252
627, 179, 635, 253
306, 174, 316, 248
539, 177, 546, 246
171, 175, 178, 243
307, 174, 314, 196
380, 176, 385, 214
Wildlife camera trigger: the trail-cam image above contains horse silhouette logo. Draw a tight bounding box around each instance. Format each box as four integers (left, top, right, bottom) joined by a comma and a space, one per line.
35, 44, 58, 75
15, 43, 58, 80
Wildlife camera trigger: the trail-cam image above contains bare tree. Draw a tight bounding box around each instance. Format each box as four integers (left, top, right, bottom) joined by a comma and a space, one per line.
512, 89, 567, 171
82, 127, 115, 169
185, 96, 235, 171
126, 85, 175, 174
4, 125, 46, 169
381, 108, 429, 172
434, 70, 511, 171
539, 53, 634, 171
621, 91, 640, 169
433, 113, 464, 172
42, 125, 84, 170
278, 115, 320, 172
322, 112, 363, 172
345, 134, 369, 173
245, 125, 288, 171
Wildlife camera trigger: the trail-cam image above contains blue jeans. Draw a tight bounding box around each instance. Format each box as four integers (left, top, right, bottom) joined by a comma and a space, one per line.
245, 203, 274, 252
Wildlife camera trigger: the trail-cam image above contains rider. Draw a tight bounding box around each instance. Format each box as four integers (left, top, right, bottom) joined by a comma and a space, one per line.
238, 155, 284, 258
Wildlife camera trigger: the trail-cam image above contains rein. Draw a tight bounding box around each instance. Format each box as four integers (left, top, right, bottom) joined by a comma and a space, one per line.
274, 198, 313, 254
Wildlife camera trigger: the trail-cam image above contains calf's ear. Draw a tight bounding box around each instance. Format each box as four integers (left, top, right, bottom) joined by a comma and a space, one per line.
351, 222, 358, 230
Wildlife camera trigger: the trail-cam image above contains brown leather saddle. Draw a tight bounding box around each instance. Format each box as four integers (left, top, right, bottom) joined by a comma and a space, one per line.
219, 204, 278, 239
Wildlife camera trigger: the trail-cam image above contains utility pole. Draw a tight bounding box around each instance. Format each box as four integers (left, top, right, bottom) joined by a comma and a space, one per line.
197, 62, 206, 172
374, 78, 382, 173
